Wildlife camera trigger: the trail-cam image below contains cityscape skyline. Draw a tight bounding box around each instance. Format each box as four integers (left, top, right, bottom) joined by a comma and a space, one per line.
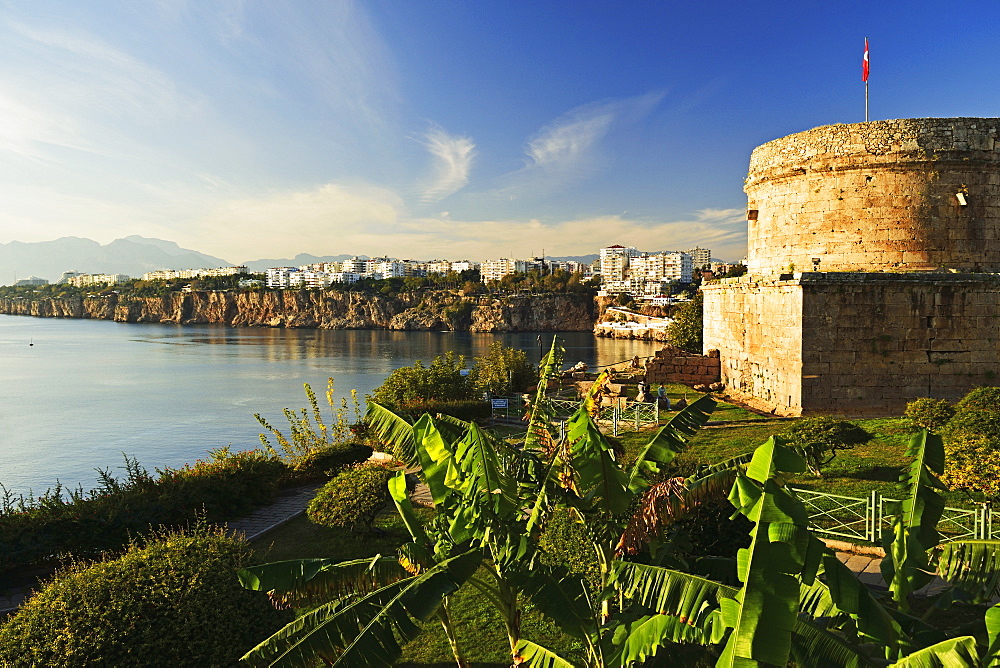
0, 2, 996, 263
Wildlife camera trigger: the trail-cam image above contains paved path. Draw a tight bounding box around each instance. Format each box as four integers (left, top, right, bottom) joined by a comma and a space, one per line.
225, 483, 323, 541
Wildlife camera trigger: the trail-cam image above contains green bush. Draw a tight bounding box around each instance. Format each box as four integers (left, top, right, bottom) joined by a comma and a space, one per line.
942, 387, 1000, 500
0, 449, 286, 574
396, 399, 492, 422
779, 417, 872, 476
290, 442, 374, 481
306, 463, 396, 533
0, 524, 287, 667
903, 397, 955, 432
954, 386, 1000, 412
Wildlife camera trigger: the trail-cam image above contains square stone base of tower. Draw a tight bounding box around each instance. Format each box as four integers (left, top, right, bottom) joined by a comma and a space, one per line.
702, 272, 1000, 417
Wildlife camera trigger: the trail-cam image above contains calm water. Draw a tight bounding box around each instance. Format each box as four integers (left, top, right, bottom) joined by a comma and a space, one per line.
0, 315, 659, 496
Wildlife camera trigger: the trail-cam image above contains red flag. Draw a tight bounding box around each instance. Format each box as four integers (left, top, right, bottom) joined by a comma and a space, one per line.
862, 38, 870, 82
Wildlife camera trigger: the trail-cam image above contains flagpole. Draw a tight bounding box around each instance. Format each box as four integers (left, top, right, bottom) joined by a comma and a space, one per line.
863, 37, 869, 122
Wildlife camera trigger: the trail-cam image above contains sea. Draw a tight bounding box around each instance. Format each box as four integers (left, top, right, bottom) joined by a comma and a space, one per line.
0, 314, 659, 497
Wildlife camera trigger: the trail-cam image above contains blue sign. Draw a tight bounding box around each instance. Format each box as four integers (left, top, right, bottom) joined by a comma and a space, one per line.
491, 398, 509, 409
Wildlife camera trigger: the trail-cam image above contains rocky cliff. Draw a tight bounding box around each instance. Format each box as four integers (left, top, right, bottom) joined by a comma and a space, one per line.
0, 290, 598, 332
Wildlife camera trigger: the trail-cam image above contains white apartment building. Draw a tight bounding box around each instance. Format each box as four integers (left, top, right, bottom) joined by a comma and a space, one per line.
599, 245, 640, 281
142, 266, 248, 281
266, 267, 298, 289
450, 260, 480, 273
425, 260, 452, 275
69, 273, 131, 288
630, 251, 694, 284
374, 260, 409, 278
340, 257, 374, 274
330, 272, 361, 284
481, 258, 529, 282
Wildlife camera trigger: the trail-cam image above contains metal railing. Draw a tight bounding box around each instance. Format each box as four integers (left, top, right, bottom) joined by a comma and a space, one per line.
793, 487, 995, 544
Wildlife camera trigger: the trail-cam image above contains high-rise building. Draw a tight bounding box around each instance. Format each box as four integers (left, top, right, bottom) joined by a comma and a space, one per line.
599, 245, 639, 281
685, 247, 711, 269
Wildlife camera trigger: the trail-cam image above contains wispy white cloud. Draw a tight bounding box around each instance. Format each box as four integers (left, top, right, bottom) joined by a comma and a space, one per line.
496, 91, 664, 198
417, 126, 476, 202
7, 20, 182, 122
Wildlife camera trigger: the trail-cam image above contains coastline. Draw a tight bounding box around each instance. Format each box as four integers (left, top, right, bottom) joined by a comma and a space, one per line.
0, 289, 602, 333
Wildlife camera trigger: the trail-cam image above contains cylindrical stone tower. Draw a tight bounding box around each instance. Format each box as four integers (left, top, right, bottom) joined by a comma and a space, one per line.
744, 118, 1000, 275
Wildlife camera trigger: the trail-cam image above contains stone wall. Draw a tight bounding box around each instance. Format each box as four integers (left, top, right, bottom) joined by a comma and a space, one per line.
644, 345, 721, 387
745, 118, 1000, 276
704, 272, 1000, 416
702, 276, 804, 414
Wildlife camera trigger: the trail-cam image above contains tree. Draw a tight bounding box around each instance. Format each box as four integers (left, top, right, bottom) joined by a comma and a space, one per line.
470, 341, 536, 395
941, 387, 1000, 500
666, 291, 703, 353
370, 351, 474, 408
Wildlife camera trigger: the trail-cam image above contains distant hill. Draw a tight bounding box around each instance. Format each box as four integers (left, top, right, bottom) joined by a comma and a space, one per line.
0, 236, 233, 284
547, 254, 598, 264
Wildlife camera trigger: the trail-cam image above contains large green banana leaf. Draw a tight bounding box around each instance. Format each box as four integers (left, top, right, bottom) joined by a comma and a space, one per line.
524, 336, 564, 453
237, 555, 409, 609
718, 438, 824, 668
887, 635, 979, 667
364, 402, 416, 464
932, 540, 1000, 605
240, 548, 481, 667
564, 403, 632, 514
881, 431, 947, 610
512, 639, 576, 668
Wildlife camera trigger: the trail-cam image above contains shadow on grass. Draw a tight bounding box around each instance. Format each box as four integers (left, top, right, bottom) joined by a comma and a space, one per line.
832, 465, 902, 482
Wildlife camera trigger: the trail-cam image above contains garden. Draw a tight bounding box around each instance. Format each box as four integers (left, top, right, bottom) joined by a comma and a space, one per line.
4, 342, 1000, 666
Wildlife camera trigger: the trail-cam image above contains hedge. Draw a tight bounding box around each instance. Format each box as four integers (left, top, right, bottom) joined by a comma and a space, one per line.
0, 444, 370, 574
0, 524, 288, 666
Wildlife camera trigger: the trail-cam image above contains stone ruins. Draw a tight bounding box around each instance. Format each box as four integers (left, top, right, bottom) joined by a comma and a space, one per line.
703, 117, 1000, 416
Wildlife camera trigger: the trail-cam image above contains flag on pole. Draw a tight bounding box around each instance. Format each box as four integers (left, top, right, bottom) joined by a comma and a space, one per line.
863, 38, 870, 82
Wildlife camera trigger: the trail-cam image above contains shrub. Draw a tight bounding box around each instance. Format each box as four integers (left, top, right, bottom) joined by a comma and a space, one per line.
0, 449, 285, 574
290, 443, 374, 482
903, 397, 955, 432
395, 399, 492, 422
256, 379, 363, 467
779, 417, 872, 476
0, 524, 287, 667
306, 463, 396, 533
941, 387, 1000, 500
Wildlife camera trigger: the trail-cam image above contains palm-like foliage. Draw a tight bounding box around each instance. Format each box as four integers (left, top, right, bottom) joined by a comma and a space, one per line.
243, 333, 1000, 667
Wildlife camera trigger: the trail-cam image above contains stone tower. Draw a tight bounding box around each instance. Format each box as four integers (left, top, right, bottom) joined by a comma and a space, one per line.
703, 118, 1000, 416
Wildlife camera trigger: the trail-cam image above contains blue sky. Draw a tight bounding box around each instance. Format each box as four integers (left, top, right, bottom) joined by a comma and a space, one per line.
0, 0, 997, 263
